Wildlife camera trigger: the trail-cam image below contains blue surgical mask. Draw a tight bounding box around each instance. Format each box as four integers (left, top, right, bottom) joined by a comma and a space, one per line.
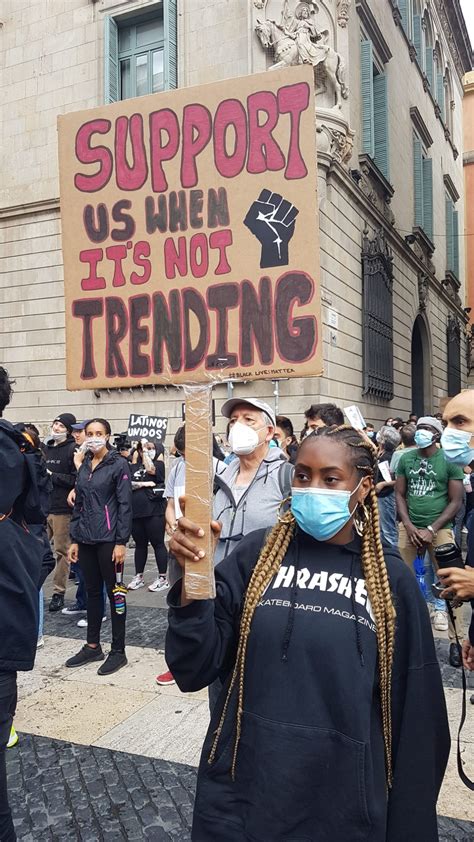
291, 479, 363, 542
441, 428, 474, 465
414, 430, 434, 449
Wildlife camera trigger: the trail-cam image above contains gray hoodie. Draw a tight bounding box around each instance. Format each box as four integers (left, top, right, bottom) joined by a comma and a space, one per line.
212, 446, 293, 564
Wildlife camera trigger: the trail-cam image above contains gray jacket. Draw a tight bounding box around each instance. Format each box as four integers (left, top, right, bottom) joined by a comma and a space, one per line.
212, 446, 293, 564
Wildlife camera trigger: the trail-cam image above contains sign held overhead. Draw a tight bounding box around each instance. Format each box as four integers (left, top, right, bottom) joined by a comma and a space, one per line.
58, 66, 322, 389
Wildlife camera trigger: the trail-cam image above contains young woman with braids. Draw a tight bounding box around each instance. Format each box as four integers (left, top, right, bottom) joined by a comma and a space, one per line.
166, 426, 449, 842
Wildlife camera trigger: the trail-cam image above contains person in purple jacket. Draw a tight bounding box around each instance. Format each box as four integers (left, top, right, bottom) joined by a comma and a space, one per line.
166, 425, 449, 842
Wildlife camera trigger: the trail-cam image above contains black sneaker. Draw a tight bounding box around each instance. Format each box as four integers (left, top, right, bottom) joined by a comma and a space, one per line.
97, 651, 128, 676
61, 603, 86, 616
65, 644, 104, 668
49, 593, 64, 612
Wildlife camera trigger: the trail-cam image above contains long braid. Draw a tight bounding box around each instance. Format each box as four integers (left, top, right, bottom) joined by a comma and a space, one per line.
325, 425, 396, 787
208, 512, 295, 775
209, 425, 396, 788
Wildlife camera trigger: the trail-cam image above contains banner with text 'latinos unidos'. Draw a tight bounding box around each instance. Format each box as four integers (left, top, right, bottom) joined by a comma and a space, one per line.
58, 65, 322, 389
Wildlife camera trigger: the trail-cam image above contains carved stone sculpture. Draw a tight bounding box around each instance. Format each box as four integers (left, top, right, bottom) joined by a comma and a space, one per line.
254, 1, 348, 107
336, 0, 351, 27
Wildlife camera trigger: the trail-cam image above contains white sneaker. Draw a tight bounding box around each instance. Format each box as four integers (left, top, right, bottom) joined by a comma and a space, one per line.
37, 637, 44, 649
127, 574, 145, 590
433, 611, 448, 631
77, 616, 107, 628
148, 576, 169, 592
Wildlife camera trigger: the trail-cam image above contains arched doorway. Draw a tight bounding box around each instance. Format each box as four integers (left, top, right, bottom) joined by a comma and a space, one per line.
411, 315, 432, 416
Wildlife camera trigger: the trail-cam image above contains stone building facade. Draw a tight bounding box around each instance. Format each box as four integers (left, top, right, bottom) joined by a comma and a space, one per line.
0, 0, 471, 436
463, 69, 474, 383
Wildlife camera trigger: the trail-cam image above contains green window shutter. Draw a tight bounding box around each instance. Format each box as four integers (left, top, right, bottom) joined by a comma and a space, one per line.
398, 0, 408, 32
164, 0, 178, 90
373, 73, 389, 180
104, 16, 119, 104
413, 15, 422, 60
453, 209, 459, 278
413, 136, 423, 229
425, 47, 434, 90
445, 196, 453, 271
422, 157, 433, 241
437, 71, 445, 121
360, 40, 374, 157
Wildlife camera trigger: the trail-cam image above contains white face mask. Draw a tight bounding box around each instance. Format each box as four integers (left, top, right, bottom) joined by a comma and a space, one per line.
51, 430, 67, 442
145, 449, 156, 460
87, 437, 107, 452
228, 421, 265, 456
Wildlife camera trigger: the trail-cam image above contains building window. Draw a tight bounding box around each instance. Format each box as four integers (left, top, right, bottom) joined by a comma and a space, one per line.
413, 133, 433, 242
398, 0, 412, 39
362, 228, 394, 401
423, 12, 434, 90
434, 44, 445, 121
447, 317, 461, 396
104, 2, 177, 104
360, 39, 390, 181
445, 194, 459, 280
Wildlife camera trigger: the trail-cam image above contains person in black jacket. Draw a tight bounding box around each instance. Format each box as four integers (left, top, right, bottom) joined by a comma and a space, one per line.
0, 367, 44, 841
44, 412, 77, 612
127, 439, 168, 593
66, 419, 132, 676
166, 426, 449, 842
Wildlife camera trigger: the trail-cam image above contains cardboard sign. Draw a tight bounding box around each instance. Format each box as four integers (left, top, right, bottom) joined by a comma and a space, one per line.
379, 461, 393, 483
127, 414, 167, 442
58, 66, 322, 389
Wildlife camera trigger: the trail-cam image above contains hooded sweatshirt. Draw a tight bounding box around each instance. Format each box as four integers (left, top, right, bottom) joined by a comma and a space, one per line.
43, 435, 76, 514
212, 446, 291, 564
70, 449, 132, 545
166, 529, 449, 842
0, 421, 43, 672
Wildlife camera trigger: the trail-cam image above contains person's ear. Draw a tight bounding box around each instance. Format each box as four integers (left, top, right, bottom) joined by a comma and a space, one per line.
265, 427, 274, 442
358, 476, 373, 504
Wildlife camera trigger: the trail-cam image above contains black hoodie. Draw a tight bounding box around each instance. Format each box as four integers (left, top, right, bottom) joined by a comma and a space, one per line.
166, 529, 450, 842
43, 435, 76, 514
0, 421, 43, 672
70, 449, 132, 545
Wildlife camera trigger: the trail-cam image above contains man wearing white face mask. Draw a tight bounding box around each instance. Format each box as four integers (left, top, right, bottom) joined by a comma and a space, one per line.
213, 399, 293, 565
395, 416, 464, 666
44, 412, 77, 612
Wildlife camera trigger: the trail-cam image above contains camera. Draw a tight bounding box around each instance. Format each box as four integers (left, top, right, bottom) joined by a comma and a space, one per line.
431, 543, 465, 600
113, 432, 131, 453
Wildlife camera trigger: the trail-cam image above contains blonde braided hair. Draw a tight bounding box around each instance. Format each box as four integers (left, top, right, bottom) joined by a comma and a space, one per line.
209, 425, 396, 787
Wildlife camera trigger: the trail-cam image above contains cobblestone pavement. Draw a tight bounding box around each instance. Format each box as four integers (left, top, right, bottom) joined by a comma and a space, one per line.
6, 735, 474, 841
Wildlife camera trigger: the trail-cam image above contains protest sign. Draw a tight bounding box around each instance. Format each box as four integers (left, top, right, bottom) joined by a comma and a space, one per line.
58, 65, 322, 390
344, 405, 366, 431
58, 66, 322, 598
127, 414, 168, 443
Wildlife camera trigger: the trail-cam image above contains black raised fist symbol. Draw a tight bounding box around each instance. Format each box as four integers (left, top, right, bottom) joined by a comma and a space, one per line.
243, 189, 299, 269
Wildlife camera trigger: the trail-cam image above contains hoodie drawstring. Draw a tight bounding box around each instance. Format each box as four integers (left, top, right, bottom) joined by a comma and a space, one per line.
281, 537, 300, 662
350, 554, 365, 667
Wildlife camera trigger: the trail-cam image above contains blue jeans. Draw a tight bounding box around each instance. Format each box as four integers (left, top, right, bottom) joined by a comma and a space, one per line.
422, 553, 446, 612
377, 494, 398, 548
38, 588, 44, 639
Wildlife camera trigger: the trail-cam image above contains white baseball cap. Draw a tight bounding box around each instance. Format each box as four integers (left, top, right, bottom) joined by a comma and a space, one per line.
221, 398, 276, 428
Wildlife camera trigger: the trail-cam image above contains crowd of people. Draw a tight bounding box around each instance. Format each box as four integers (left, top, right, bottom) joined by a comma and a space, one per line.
1, 363, 474, 840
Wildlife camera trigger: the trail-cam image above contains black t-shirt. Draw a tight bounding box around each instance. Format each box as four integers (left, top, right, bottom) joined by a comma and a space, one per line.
131, 457, 165, 518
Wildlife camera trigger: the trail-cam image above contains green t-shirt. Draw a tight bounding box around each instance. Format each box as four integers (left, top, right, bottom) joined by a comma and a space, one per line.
396, 448, 463, 528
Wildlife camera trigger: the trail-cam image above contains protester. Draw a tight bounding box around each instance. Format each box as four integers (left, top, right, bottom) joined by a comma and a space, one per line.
389, 424, 416, 474
365, 422, 376, 441
408, 412, 418, 425
303, 402, 344, 435
127, 439, 168, 592
65, 419, 132, 675
167, 426, 449, 841
213, 399, 293, 565
274, 415, 297, 463
391, 417, 404, 431
375, 425, 400, 548
0, 367, 44, 840
436, 389, 474, 671
44, 412, 77, 612
395, 416, 464, 666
